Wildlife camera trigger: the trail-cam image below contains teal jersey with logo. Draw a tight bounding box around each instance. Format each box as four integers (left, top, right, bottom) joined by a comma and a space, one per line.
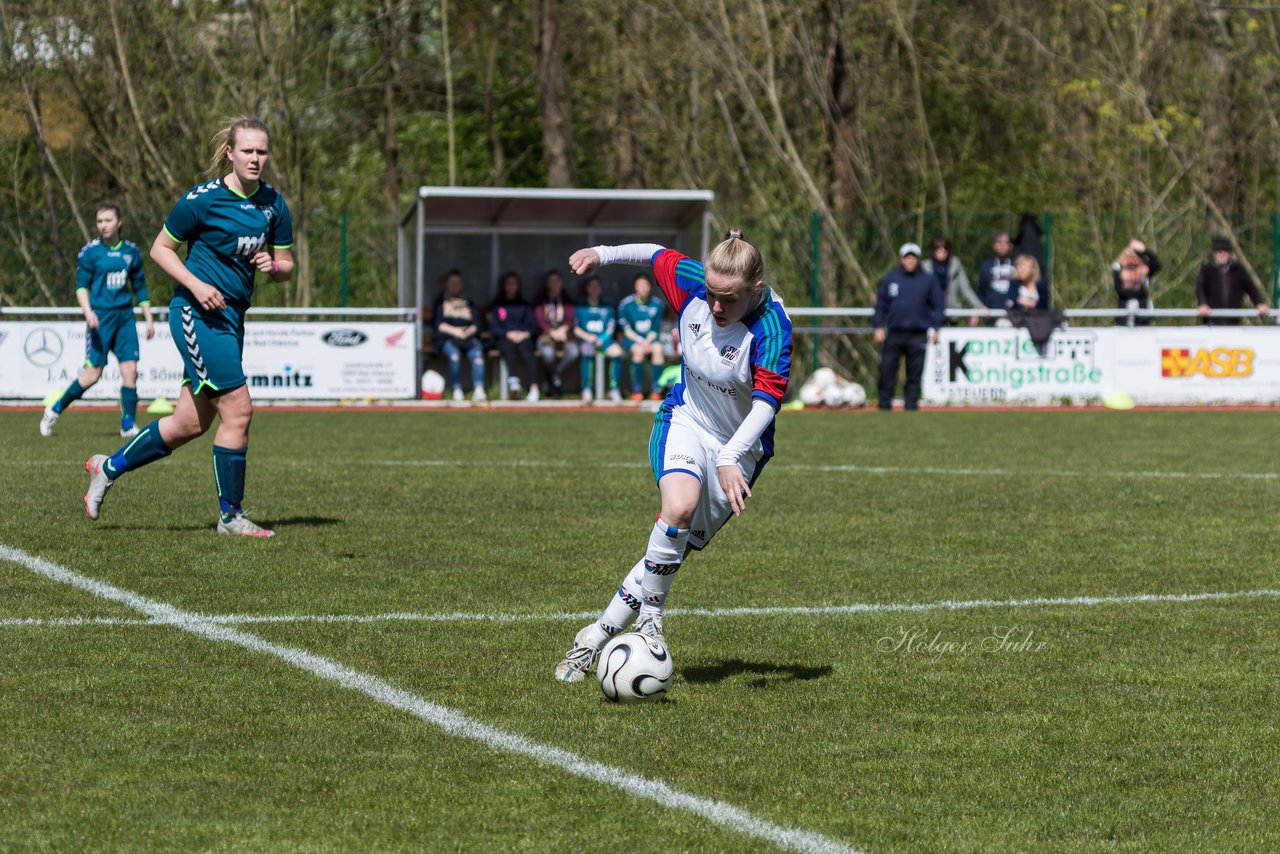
76, 238, 148, 311
575, 301, 616, 338
162, 177, 294, 306
617, 294, 663, 340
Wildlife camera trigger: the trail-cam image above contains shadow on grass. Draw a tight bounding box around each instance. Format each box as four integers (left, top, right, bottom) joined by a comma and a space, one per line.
255, 516, 343, 529
680, 659, 833, 688
96, 516, 342, 532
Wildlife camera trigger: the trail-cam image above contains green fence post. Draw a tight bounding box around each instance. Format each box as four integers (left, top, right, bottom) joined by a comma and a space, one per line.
340, 209, 349, 308
1043, 211, 1053, 288
810, 211, 821, 373
1271, 212, 1278, 307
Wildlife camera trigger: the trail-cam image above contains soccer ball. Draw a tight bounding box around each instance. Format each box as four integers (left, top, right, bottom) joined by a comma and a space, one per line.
798, 367, 836, 406
842, 382, 867, 408
821, 382, 848, 408
596, 633, 674, 703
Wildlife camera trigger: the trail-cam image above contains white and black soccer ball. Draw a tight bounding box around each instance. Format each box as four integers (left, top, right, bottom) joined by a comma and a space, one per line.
596, 633, 674, 703
842, 382, 867, 408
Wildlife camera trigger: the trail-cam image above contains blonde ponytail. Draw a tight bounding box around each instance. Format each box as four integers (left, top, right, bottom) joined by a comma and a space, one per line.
705, 227, 765, 288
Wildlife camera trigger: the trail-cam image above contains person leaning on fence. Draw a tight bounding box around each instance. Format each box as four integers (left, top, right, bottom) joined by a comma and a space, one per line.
921, 235, 981, 326
975, 231, 1016, 323
873, 243, 944, 411
534, 269, 578, 399
1111, 238, 1160, 327
1196, 235, 1269, 326
432, 268, 487, 402
1008, 254, 1051, 311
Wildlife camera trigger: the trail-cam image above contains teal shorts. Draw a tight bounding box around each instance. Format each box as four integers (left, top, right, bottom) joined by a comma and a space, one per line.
85, 308, 140, 367
169, 293, 246, 396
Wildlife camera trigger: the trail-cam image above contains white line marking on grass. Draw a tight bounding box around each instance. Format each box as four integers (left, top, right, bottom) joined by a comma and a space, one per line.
378, 458, 1280, 481
7, 588, 1278, 630
0, 543, 859, 854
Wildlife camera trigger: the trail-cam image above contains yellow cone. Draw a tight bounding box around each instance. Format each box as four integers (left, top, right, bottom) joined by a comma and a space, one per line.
146, 396, 175, 415
1102, 390, 1135, 411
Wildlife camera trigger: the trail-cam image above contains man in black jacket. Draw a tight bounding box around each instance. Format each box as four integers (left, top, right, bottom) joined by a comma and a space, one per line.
874, 243, 945, 411
1196, 236, 1269, 326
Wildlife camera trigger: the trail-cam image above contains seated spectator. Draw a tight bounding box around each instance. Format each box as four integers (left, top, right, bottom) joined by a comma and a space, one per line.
1008, 254, 1050, 311
976, 231, 1017, 322
1196, 235, 1268, 325
432, 269, 487, 402
921, 236, 981, 325
618, 273, 665, 400
574, 275, 623, 402
1112, 237, 1161, 326
489, 271, 541, 401
534, 269, 578, 399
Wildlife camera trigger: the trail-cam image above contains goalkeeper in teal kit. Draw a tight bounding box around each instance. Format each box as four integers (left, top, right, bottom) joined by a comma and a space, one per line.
41, 203, 155, 438
82, 118, 294, 537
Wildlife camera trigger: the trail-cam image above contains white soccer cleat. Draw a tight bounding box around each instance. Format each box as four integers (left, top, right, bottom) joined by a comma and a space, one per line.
39, 405, 59, 437
608, 388, 621, 402
217, 513, 276, 538
581, 389, 593, 402
635, 614, 666, 644
120, 425, 140, 438
554, 624, 602, 683
83, 454, 113, 520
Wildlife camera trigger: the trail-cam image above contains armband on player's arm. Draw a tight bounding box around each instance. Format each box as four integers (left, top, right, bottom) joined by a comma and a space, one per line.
716, 399, 776, 468
590, 244, 666, 267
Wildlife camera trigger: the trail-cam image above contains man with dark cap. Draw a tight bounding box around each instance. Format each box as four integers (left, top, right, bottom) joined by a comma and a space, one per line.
873, 242, 945, 411
1196, 236, 1269, 325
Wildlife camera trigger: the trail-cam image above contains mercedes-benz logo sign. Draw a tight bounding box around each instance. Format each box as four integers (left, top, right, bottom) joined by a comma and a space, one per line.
24, 327, 64, 367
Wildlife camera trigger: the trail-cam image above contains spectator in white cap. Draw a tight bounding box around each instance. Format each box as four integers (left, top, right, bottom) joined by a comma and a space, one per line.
873, 242, 945, 411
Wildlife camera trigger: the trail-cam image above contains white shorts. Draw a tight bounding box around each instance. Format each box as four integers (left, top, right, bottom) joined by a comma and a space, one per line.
648, 405, 768, 550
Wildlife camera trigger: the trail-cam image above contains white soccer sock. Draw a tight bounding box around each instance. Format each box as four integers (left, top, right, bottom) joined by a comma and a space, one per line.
639, 516, 688, 619
593, 559, 646, 642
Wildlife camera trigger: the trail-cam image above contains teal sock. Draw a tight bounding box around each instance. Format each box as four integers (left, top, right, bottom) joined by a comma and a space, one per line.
213, 445, 248, 519
581, 357, 594, 391
608, 358, 621, 390
54, 380, 87, 414
120, 386, 138, 428
104, 421, 171, 480
650, 363, 663, 391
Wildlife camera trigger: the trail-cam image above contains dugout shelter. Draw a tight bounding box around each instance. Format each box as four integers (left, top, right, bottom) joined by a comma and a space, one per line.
398, 186, 715, 377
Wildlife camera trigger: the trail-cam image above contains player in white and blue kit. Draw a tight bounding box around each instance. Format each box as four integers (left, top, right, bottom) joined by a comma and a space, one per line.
83, 118, 293, 537
40, 204, 154, 438
555, 229, 792, 682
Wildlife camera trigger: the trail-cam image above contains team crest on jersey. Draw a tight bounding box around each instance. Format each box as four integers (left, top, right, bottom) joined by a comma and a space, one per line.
719, 344, 740, 364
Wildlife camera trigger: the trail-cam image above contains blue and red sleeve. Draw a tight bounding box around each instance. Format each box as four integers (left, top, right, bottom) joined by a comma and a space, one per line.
651, 249, 704, 314
749, 305, 792, 409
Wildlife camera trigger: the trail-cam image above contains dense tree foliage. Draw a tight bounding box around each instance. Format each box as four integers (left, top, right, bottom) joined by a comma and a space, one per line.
2, 0, 1278, 349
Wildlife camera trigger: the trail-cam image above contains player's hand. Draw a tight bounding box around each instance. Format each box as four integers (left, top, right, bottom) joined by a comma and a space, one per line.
928, 329, 939, 345
873, 328, 886, 344
251, 251, 276, 274
569, 248, 601, 276
191, 281, 226, 312
718, 465, 751, 517
1258, 304, 1270, 317
1197, 304, 1211, 317
145, 321, 156, 340
85, 310, 99, 330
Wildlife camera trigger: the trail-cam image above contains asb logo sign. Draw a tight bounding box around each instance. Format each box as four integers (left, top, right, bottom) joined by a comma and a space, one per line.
1160, 347, 1254, 378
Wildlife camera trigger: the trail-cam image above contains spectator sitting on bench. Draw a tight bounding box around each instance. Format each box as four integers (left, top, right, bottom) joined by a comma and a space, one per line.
489, 271, 541, 401
432, 268, 487, 402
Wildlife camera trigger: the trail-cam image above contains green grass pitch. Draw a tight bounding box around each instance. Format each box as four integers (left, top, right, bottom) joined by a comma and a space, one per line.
1, 408, 1277, 852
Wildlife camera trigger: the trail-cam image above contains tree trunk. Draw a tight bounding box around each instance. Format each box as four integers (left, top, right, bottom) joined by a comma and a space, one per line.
532, 0, 577, 187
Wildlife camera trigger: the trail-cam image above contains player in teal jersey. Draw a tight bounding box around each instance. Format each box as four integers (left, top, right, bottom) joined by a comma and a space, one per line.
617, 272, 666, 400
574, 275, 623, 401
83, 118, 294, 537
40, 203, 155, 438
